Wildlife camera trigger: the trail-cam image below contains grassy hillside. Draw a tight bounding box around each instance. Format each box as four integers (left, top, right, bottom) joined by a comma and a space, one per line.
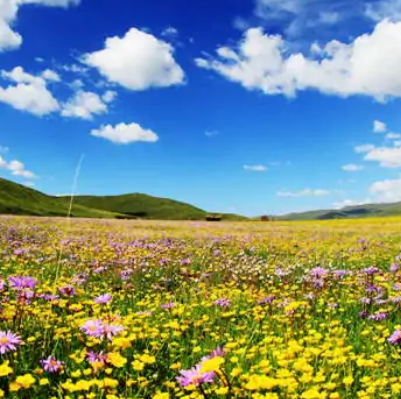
0, 177, 247, 221
0, 178, 118, 218
71, 194, 207, 220
280, 202, 401, 221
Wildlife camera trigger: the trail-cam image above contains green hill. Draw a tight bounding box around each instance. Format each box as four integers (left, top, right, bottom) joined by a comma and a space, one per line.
279, 202, 401, 221
0, 177, 246, 221
71, 193, 207, 220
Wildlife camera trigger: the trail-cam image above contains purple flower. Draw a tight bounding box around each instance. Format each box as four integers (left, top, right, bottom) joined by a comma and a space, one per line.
214, 298, 231, 307
103, 323, 125, 341
161, 302, 176, 310
332, 270, 349, 277
360, 297, 372, 305
59, 285, 75, 297
391, 296, 401, 303
8, 276, 38, 290
327, 303, 338, 308
394, 283, 401, 291
310, 267, 328, 278
94, 294, 112, 304
359, 311, 368, 318
40, 294, 59, 302
388, 329, 401, 344
86, 351, 107, 365
40, 356, 64, 373
0, 279, 5, 291
0, 331, 23, 354
80, 319, 104, 338
390, 262, 400, 272
368, 312, 388, 321
362, 267, 379, 276
176, 364, 216, 387
258, 296, 275, 305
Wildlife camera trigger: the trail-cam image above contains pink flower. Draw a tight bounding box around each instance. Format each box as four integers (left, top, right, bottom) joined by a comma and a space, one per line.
80, 319, 104, 338
40, 356, 64, 373
0, 331, 23, 354
176, 364, 216, 387
94, 294, 112, 304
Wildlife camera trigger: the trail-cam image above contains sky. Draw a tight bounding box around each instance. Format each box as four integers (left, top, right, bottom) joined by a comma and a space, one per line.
2, 0, 401, 216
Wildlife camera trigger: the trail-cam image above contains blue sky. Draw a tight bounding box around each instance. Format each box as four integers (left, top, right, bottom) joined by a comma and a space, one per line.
1, 0, 401, 216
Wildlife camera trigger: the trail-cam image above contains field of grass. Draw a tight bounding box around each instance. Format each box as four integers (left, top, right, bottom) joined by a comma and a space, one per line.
2, 216, 401, 398
0, 177, 247, 221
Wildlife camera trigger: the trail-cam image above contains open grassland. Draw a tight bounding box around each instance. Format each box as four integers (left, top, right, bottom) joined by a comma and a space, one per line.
2, 217, 401, 398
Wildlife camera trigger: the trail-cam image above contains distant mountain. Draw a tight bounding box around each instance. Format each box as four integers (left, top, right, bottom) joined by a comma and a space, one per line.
279, 202, 401, 221
0, 177, 246, 221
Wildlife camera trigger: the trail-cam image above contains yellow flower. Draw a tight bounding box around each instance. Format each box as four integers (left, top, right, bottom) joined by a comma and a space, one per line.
39, 378, 49, 386
0, 361, 13, 377
152, 393, 170, 399
200, 357, 225, 373
301, 388, 326, 399
132, 360, 145, 371
215, 387, 229, 395
15, 374, 35, 389
343, 376, 354, 386
107, 352, 127, 368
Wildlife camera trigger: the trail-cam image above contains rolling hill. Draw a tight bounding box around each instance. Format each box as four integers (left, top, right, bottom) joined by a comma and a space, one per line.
279, 202, 401, 221
0, 177, 246, 220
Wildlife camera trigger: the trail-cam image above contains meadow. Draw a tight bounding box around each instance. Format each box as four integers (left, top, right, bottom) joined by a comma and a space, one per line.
1, 216, 401, 399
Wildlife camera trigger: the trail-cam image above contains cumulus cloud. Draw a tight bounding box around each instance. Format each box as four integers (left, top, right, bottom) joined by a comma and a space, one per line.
243, 164, 267, 172
277, 189, 330, 197
365, 0, 401, 22
84, 28, 185, 91
332, 198, 372, 209
373, 120, 387, 133
90, 123, 159, 145
0, 153, 36, 180
0, 66, 59, 115
0, 0, 80, 52
356, 142, 401, 168
342, 164, 364, 172
196, 20, 401, 101
386, 132, 401, 140
61, 90, 114, 120
369, 177, 401, 202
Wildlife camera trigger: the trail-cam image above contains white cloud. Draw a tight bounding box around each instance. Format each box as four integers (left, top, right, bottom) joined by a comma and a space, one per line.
41, 69, 60, 82
161, 26, 178, 38
386, 132, 401, 140
373, 119, 387, 133
84, 28, 185, 91
205, 130, 219, 137
332, 198, 372, 209
0, 66, 59, 115
196, 20, 401, 100
91, 122, 159, 145
365, 0, 401, 22
277, 188, 330, 197
355, 144, 375, 153
342, 164, 364, 172
102, 90, 116, 103
243, 164, 267, 172
362, 144, 401, 168
369, 177, 401, 202
0, 0, 80, 52
0, 154, 37, 179
61, 90, 113, 120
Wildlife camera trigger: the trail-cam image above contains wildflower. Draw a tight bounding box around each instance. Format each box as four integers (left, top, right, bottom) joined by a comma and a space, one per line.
107, 352, 127, 368
0, 360, 13, 376
362, 267, 379, 275
258, 296, 275, 305
15, 374, 35, 389
310, 267, 329, 278
390, 262, 400, 272
368, 312, 388, 321
176, 364, 216, 387
200, 356, 225, 373
81, 319, 104, 338
40, 356, 64, 373
388, 329, 401, 344
214, 298, 231, 307
8, 276, 38, 290
161, 302, 176, 310
94, 293, 112, 304
0, 331, 23, 354
103, 323, 125, 341
59, 285, 75, 297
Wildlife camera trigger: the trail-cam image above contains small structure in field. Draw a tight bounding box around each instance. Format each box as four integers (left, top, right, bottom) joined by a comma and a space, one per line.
261, 215, 270, 222
206, 214, 222, 222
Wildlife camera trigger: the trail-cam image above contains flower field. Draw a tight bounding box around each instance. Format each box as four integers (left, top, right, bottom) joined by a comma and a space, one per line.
2, 216, 401, 399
